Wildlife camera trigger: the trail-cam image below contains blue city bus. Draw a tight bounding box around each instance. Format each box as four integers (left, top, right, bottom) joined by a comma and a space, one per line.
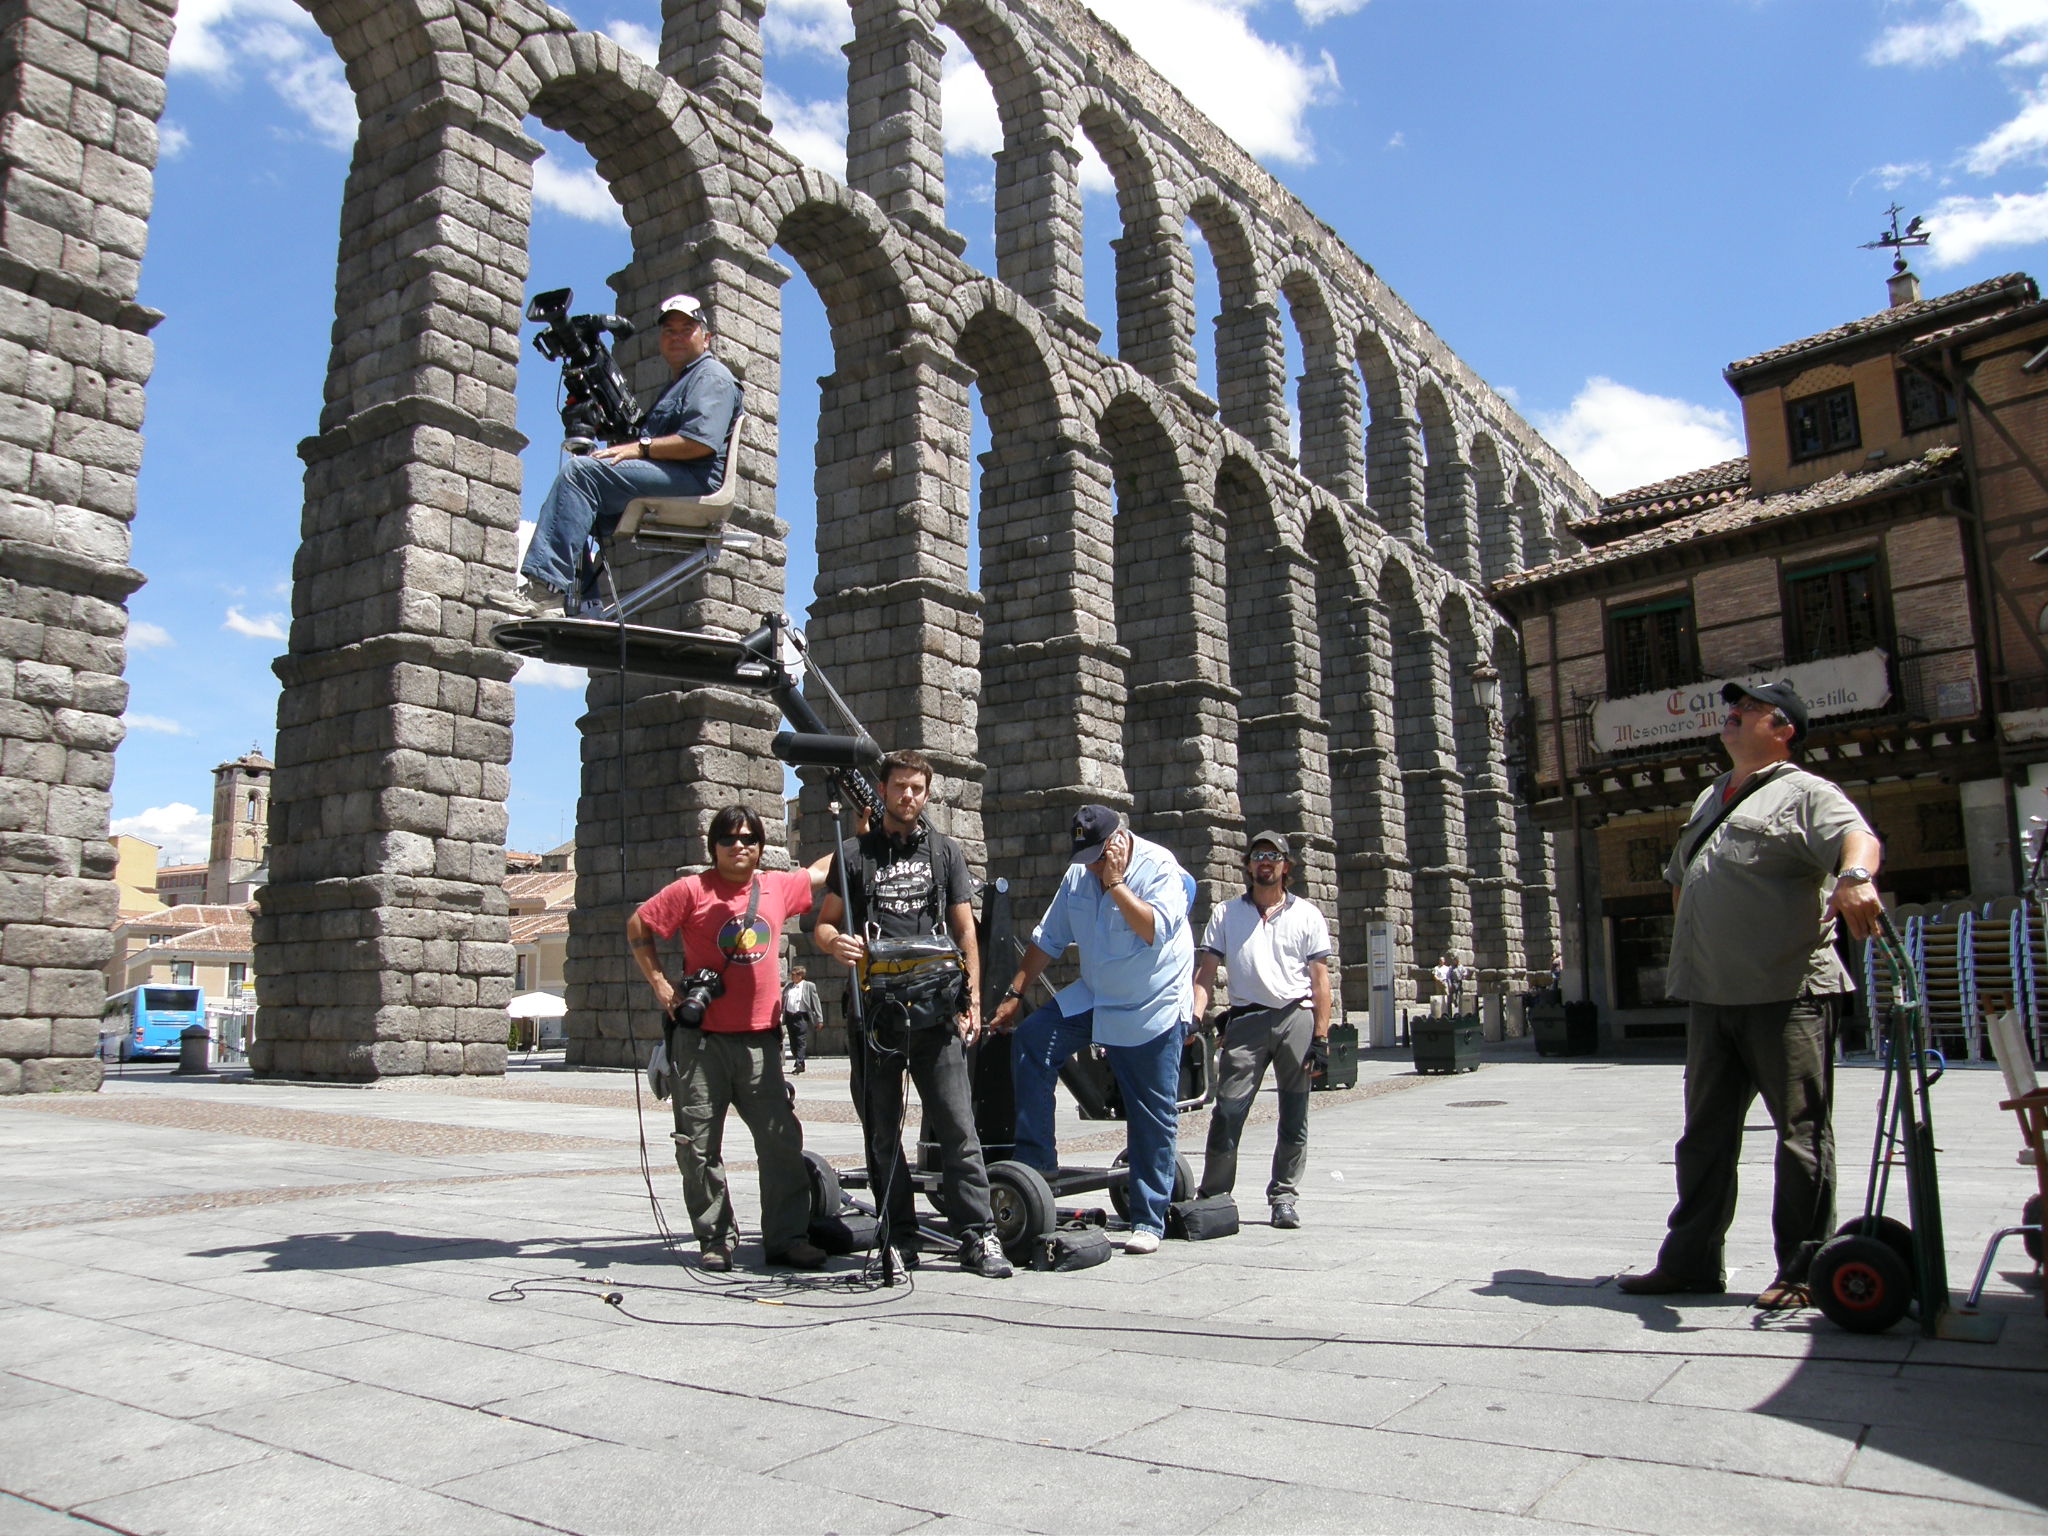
102, 985, 204, 1060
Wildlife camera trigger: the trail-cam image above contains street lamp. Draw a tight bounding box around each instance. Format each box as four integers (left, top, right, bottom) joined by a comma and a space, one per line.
1469, 661, 1501, 713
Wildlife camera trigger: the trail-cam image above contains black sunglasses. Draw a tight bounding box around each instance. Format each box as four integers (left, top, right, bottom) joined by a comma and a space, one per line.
715, 834, 762, 848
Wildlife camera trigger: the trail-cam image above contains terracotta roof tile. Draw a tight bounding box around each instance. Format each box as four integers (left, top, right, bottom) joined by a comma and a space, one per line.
122, 904, 255, 934
135, 922, 253, 956
505, 872, 576, 910
1494, 446, 1961, 596
1724, 274, 2035, 378
1575, 457, 1750, 539
510, 912, 570, 943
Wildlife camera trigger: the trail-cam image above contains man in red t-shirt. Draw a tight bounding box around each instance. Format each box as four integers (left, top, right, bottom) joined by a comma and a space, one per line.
628, 804, 824, 1271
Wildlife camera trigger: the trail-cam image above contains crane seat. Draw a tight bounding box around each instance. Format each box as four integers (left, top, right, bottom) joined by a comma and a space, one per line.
615, 413, 743, 540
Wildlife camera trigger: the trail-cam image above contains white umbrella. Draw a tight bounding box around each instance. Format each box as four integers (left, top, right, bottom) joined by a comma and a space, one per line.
506, 991, 568, 1019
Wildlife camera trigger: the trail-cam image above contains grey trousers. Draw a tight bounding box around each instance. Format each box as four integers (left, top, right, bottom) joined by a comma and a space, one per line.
1656, 998, 1836, 1286
1199, 1001, 1313, 1204
668, 1027, 812, 1254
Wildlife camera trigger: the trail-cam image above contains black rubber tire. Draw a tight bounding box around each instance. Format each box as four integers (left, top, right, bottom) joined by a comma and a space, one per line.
802, 1149, 845, 1222
985, 1159, 1057, 1262
1107, 1150, 1198, 1220
1811, 1233, 1914, 1334
2025, 1193, 2043, 1263
1835, 1214, 1916, 1295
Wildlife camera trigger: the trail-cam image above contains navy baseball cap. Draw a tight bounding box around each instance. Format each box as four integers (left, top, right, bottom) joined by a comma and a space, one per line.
1722, 679, 1808, 744
1068, 805, 1120, 864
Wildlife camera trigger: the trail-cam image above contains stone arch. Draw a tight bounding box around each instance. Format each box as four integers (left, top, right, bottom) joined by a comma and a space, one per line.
1447, 594, 1512, 980
938, 0, 1078, 317
952, 288, 1096, 885
1512, 471, 1546, 569
1471, 433, 1515, 583
1076, 97, 1195, 390
1189, 190, 1277, 447
297, 0, 465, 122
1286, 268, 1356, 497
1356, 326, 1417, 538
655, 0, 767, 115
1310, 507, 1393, 1014
1416, 377, 1476, 580
1499, 619, 1555, 980
1101, 391, 1231, 878
1382, 557, 1455, 1002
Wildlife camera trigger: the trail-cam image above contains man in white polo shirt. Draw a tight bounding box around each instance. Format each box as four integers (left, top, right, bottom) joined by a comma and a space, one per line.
1191, 830, 1333, 1229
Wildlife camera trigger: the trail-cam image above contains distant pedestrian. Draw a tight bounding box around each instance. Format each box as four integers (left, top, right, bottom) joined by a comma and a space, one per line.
780, 966, 819, 1074
1192, 831, 1332, 1230
1432, 952, 1468, 1016
1618, 680, 1883, 1310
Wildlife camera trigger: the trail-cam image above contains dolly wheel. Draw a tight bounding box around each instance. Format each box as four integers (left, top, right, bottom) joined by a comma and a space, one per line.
1811, 1234, 1913, 1334
1107, 1151, 1198, 1220
802, 1150, 844, 1222
2025, 1193, 2043, 1263
985, 1159, 1056, 1262
1835, 1214, 1916, 1295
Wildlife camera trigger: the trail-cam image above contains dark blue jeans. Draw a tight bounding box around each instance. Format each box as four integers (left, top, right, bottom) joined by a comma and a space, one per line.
520, 453, 717, 591
1010, 1000, 1180, 1235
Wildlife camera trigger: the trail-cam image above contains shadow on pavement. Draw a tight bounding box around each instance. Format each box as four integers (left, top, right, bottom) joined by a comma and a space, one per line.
1478, 1268, 2048, 1513
193, 1229, 683, 1272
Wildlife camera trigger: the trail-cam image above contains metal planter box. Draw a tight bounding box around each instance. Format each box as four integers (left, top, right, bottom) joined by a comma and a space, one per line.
1413, 1014, 1481, 1075
1531, 1001, 1599, 1058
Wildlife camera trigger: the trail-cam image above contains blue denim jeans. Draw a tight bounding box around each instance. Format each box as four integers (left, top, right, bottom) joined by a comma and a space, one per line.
1102, 1027, 1183, 1237
520, 453, 719, 591
1010, 1000, 1091, 1176
1009, 1000, 1181, 1237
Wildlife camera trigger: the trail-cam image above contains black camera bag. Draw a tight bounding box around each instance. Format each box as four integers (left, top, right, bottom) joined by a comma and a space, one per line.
1032, 1223, 1113, 1272
808, 1211, 881, 1256
1165, 1192, 1240, 1241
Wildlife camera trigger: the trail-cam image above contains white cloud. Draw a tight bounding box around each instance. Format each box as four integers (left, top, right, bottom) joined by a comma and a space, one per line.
1967, 89, 2048, 173
128, 620, 174, 650
762, 0, 853, 59
111, 803, 211, 864
223, 606, 286, 640
1296, 0, 1368, 18
124, 713, 191, 736
603, 18, 659, 65
533, 158, 625, 226
763, 84, 848, 178
1386, 130, 1405, 150
168, 0, 356, 148
1081, 0, 1339, 165
1925, 184, 2048, 264
1535, 378, 1743, 498
1868, 0, 2048, 69
158, 121, 191, 160
516, 657, 589, 690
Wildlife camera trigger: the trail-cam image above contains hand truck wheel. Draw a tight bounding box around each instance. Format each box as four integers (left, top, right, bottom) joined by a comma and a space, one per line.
1811, 1233, 1914, 1334
1835, 1214, 1916, 1295
985, 1159, 1056, 1262
802, 1149, 844, 1221
1106, 1149, 1197, 1221
2025, 1193, 2043, 1263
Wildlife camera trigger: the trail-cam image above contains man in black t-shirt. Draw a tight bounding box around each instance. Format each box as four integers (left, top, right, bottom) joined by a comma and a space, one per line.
814, 750, 1010, 1278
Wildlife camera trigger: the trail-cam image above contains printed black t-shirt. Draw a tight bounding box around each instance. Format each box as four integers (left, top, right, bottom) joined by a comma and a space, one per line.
826, 826, 973, 941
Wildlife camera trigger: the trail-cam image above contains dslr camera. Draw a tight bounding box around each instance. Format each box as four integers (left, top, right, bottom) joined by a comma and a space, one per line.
670, 967, 725, 1029
526, 286, 639, 453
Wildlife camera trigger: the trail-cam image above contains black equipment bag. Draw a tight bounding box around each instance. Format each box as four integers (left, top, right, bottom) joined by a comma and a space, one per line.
1310, 1022, 1359, 1091
1032, 1223, 1113, 1272
808, 1211, 881, 1255
1165, 1192, 1240, 1241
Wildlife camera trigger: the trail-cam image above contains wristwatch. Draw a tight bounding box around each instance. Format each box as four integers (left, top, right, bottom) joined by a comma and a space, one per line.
1000, 987, 1023, 1003
638, 435, 654, 458
1837, 866, 1873, 885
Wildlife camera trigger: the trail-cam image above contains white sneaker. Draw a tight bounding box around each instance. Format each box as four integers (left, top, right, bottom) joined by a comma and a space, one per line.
1123, 1228, 1161, 1255
489, 579, 564, 617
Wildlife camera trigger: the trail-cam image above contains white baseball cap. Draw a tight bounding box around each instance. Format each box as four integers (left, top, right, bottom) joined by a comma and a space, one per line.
657, 293, 706, 323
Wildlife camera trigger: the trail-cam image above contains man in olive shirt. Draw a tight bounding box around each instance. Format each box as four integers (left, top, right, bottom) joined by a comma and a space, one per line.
1619, 680, 1884, 1310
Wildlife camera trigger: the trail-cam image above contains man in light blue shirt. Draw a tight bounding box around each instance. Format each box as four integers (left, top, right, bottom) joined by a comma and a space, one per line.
989, 806, 1194, 1251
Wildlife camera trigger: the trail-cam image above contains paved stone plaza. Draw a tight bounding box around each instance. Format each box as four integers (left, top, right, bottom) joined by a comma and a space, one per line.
1, 1047, 2043, 1534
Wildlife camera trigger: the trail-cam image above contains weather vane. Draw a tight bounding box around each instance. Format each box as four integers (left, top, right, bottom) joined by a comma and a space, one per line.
1860, 203, 1929, 274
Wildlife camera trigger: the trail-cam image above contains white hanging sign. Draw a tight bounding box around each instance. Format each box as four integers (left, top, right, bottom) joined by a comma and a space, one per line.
1591, 649, 1892, 755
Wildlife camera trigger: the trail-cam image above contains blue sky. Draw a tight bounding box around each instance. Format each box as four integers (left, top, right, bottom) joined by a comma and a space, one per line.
112, 0, 2048, 862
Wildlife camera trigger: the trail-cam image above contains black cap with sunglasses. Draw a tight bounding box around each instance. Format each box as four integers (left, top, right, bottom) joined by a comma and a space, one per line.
1721, 679, 1808, 745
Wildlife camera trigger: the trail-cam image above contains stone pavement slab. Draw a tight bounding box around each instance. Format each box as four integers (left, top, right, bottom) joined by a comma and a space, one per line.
0, 1053, 2043, 1534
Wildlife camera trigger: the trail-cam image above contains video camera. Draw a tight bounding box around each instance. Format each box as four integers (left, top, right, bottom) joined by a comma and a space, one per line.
526, 287, 639, 454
